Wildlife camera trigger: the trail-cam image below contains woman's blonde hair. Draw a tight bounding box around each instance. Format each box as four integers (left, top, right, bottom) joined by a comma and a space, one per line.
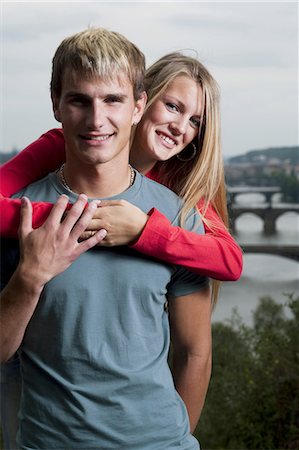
50, 27, 145, 101
144, 52, 229, 306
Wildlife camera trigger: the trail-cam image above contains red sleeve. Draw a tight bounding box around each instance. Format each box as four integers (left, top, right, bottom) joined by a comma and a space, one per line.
131, 205, 243, 281
0, 128, 66, 238
0, 197, 56, 238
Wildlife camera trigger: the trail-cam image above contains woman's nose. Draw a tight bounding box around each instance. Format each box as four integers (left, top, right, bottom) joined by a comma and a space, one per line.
169, 117, 188, 135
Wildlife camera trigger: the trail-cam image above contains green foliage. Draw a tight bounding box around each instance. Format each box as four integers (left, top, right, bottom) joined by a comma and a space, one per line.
272, 170, 299, 202
195, 295, 299, 449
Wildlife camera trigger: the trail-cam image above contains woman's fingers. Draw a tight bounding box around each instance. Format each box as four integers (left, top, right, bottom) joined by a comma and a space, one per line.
70, 200, 107, 242
79, 229, 107, 242
78, 229, 108, 251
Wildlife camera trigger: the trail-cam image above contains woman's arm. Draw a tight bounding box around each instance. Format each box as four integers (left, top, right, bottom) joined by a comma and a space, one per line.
133, 204, 243, 281
0, 129, 65, 237
0, 197, 56, 238
85, 199, 243, 281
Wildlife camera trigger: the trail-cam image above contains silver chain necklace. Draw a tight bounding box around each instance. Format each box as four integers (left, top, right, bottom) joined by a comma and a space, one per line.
58, 163, 135, 195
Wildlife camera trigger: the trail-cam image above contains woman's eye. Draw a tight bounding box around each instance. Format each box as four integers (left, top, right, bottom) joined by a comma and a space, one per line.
190, 117, 200, 128
166, 102, 179, 112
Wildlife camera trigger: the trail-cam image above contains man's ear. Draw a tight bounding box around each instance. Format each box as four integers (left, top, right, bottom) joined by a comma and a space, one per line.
132, 91, 147, 126
51, 94, 62, 123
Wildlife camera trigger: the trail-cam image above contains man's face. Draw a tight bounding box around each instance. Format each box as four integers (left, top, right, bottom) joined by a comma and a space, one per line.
52, 71, 145, 168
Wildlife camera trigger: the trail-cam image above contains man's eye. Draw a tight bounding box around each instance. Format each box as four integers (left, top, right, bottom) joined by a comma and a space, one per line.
105, 96, 122, 104
166, 102, 179, 112
70, 97, 89, 106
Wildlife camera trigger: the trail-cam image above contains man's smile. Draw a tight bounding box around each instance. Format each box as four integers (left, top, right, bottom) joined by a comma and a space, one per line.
79, 133, 115, 142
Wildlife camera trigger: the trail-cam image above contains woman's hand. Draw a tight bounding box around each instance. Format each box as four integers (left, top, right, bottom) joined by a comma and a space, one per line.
80, 199, 149, 246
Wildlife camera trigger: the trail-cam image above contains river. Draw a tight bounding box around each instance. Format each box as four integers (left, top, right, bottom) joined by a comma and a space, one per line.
212, 193, 299, 326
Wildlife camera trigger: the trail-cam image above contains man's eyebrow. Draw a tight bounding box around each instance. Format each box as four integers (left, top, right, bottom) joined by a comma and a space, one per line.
105, 93, 128, 101
64, 92, 128, 101
64, 91, 89, 99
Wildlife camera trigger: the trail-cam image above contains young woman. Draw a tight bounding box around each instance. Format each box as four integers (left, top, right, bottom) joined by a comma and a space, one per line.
0, 52, 243, 307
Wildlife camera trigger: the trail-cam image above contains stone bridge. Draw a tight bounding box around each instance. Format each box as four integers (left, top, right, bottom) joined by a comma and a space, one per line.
226, 187, 299, 261
229, 204, 299, 235
227, 186, 281, 205
240, 244, 299, 262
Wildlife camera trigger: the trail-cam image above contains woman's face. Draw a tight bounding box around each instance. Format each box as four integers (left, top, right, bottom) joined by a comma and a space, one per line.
134, 75, 203, 167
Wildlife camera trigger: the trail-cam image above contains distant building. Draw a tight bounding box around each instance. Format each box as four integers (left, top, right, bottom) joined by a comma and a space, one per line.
225, 147, 298, 185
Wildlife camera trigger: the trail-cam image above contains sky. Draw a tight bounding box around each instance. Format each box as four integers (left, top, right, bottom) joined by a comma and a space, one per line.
0, 1, 298, 158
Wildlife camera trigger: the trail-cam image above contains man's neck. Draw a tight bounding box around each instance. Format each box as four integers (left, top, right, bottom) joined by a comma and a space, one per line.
61, 160, 134, 199
129, 142, 156, 176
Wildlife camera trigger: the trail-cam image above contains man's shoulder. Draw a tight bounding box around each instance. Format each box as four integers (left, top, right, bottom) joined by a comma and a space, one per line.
136, 173, 203, 233
136, 173, 183, 223
140, 173, 182, 203
12, 173, 60, 202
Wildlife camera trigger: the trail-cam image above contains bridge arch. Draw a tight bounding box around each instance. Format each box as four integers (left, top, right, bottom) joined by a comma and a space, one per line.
275, 209, 299, 220
233, 192, 265, 205
233, 212, 264, 233
227, 186, 281, 206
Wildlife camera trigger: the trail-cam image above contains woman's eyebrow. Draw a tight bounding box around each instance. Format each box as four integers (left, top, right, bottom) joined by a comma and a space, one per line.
164, 95, 185, 110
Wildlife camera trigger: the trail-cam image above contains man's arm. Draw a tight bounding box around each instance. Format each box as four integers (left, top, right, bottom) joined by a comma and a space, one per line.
168, 285, 212, 433
0, 194, 106, 363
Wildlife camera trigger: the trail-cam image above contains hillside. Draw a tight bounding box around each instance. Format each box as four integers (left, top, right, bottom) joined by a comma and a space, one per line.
228, 146, 299, 165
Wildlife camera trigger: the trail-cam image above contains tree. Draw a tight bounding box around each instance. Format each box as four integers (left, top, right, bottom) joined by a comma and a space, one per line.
195, 295, 299, 449
272, 171, 299, 203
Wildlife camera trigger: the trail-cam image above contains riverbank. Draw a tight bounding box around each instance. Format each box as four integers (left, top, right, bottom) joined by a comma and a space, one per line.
213, 208, 299, 326
213, 253, 298, 326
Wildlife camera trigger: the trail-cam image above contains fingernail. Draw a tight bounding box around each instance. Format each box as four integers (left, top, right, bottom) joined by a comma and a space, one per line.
99, 229, 107, 238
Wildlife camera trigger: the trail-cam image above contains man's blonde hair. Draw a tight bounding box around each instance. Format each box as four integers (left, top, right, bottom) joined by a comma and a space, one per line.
50, 27, 145, 100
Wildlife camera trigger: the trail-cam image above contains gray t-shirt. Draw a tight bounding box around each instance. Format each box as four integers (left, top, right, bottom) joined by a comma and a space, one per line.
11, 171, 208, 450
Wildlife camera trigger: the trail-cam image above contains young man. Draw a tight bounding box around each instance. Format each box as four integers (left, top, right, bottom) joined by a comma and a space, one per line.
0, 28, 211, 449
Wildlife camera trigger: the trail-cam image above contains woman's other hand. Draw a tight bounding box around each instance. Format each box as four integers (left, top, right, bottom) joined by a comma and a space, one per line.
80, 200, 149, 246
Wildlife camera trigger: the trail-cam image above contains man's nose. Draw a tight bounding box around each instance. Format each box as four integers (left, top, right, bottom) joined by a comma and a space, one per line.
87, 103, 104, 129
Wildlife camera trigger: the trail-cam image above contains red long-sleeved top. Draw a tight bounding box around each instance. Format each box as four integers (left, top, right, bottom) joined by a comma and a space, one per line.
0, 128, 242, 281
